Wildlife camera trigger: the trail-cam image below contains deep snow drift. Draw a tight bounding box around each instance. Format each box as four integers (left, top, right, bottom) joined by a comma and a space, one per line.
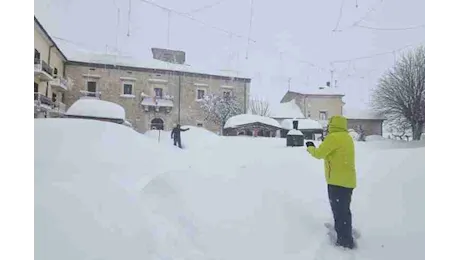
35, 119, 424, 260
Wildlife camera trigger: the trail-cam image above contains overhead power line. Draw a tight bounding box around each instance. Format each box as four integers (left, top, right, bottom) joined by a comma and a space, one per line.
354, 24, 425, 31
138, 0, 255, 43
331, 43, 423, 64
333, 0, 346, 32
187, 0, 226, 14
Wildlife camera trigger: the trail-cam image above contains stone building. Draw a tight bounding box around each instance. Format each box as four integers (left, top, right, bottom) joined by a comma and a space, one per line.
63, 50, 251, 133
34, 17, 251, 133
34, 16, 70, 118
280, 83, 345, 126
278, 83, 385, 136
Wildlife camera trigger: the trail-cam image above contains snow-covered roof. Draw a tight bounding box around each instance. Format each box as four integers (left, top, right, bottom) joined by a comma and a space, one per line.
281, 118, 323, 130
271, 100, 305, 119
287, 129, 304, 136
58, 42, 249, 80
224, 114, 281, 129
287, 87, 345, 96
66, 99, 126, 120
343, 108, 386, 120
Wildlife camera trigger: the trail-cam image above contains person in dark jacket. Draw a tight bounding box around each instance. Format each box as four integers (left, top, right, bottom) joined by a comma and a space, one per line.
171, 124, 189, 148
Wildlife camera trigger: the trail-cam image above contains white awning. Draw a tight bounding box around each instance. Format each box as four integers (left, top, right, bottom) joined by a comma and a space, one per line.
141, 97, 174, 107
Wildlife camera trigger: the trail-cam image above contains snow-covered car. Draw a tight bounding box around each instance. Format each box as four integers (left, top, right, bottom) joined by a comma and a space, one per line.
65, 98, 128, 126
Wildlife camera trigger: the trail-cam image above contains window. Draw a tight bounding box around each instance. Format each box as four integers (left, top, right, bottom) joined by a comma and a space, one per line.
34, 82, 38, 93
154, 88, 163, 98
196, 89, 206, 100
319, 111, 328, 120
123, 83, 133, 95
62, 93, 65, 103
87, 81, 97, 96
34, 49, 40, 59
197, 122, 203, 127
223, 90, 232, 98
52, 93, 57, 102
53, 68, 58, 76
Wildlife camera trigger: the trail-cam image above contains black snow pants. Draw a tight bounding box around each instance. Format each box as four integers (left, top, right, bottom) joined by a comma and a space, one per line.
328, 184, 355, 249
173, 137, 182, 148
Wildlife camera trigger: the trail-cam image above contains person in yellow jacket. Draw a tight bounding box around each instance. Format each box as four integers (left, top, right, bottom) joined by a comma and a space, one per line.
306, 115, 357, 249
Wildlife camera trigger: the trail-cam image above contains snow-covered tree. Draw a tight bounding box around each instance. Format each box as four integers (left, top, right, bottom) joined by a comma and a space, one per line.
249, 97, 271, 117
199, 94, 243, 132
372, 45, 425, 140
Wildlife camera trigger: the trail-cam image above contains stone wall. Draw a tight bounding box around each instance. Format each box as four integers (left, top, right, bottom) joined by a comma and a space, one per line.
64, 64, 250, 134
348, 119, 384, 136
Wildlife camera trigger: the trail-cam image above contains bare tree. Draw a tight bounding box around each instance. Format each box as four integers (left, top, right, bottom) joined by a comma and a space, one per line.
199, 94, 243, 133
372, 45, 425, 140
249, 97, 271, 116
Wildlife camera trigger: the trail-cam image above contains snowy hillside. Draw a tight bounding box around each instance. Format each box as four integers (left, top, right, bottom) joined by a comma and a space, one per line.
35, 119, 424, 260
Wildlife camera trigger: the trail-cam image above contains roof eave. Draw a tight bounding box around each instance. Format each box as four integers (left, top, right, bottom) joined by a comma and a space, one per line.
65, 60, 252, 82
34, 16, 68, 61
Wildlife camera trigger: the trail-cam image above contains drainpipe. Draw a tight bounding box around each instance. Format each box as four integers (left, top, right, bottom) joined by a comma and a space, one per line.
244, 82, 248, 113
32, 17, 35, 120
178, 73, 181, 124
303, 96, 306, 118
45, 45, 55, 97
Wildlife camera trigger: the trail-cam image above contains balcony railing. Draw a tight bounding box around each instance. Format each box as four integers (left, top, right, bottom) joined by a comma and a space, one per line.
80, 90, 101, 99
34, 92, 54, 107
50, 76, 69, 91
34, 58, 53, 76
34, 93, 67, 114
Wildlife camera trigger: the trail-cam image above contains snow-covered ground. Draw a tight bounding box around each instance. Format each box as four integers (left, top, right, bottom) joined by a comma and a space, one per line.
35, 119, 425, 260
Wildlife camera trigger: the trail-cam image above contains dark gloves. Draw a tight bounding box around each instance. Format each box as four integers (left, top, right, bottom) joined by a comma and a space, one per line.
305, 141, 315, 148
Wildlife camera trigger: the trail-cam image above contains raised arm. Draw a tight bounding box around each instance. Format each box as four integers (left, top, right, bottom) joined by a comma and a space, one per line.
307, 135, 337, 159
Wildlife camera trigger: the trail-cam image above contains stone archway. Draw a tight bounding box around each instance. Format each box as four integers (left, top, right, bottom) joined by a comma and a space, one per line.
150, 118, 164, 130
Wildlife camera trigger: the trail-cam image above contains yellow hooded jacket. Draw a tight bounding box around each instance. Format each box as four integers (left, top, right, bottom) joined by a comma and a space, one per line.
307, 115, 357, 188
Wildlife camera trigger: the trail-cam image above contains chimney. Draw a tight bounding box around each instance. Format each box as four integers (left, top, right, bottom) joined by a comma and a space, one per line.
293, 120, 299, 130
151, 48, 186, 64
326, 81, 331, 87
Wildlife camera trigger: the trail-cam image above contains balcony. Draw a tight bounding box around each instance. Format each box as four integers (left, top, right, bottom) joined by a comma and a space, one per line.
50, 76, 69, 91
34, 92, 54, 108
34, 59, 53, 81
141, 93, 174, 113
80, 90, 101, 99
34, 93, 67, 116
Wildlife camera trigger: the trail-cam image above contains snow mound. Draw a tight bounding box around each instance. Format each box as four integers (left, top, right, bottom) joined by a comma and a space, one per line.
224, 114, 281, 129
35, 119, 194, 260
348, 129, 358, 140
366, 135, 387, 141
287, 129, 303, 136
271, 100, 305, 119
281, 118, 323, 130
66, 99, 126, 120
145, 126, 221, 150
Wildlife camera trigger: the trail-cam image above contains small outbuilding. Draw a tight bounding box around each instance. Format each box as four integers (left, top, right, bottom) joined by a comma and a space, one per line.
223, 114, 283, 137
281, 118, 324, 140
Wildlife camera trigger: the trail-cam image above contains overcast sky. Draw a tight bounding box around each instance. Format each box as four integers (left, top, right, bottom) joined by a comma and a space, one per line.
35, 0, 425, 108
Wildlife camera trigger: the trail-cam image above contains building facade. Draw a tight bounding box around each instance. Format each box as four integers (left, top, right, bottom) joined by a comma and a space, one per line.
34, 16, 251, 133
279, 85, 385, 136
34, 17, 70, 118
280, 86, 345, 124
64, 62, 250, 133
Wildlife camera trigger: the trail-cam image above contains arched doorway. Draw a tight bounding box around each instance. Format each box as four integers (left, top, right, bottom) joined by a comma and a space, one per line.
150, 118, 164, 130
